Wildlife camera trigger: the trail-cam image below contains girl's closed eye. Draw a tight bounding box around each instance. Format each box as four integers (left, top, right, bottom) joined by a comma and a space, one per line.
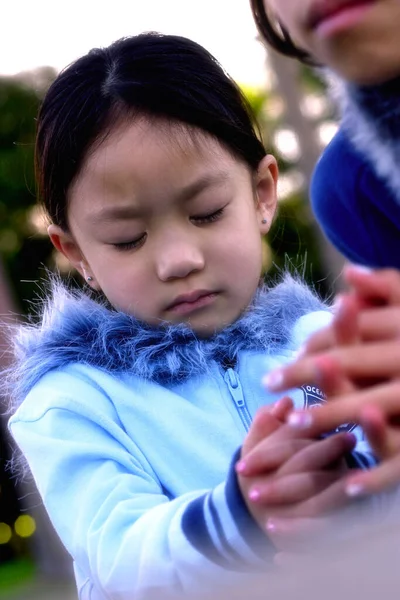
110, 206, 226, 251
190, 206, 225, 225
112, 233, 147, 252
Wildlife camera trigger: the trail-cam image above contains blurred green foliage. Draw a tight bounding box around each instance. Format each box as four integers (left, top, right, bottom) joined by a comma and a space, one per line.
0, 72, 56, 312
242, 84, 327, 294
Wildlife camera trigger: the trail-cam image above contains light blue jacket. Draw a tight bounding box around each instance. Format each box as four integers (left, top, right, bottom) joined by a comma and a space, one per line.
6, 278, 374, 599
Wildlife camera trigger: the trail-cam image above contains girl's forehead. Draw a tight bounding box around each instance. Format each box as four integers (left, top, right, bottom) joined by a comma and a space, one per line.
100, 117, 222, 160
76, 118, 226, 187
69, 118, 249, 215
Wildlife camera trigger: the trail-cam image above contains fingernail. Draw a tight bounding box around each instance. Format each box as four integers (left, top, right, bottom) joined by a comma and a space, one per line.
249, 488, 261, 502
287, 412, 313, 430
295, 344, 306, 359
263, 370, 284, 391
266, 518, 277, 532
333, 295, 344, 316
347, 265, 373, 275
345, 433, 357, 445
346, 482, 366, 498
271, 396, 292, 417
235, 460, 247, 474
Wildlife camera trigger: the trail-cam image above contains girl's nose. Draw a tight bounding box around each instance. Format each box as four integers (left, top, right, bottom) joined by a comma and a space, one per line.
156, 236, 205, 281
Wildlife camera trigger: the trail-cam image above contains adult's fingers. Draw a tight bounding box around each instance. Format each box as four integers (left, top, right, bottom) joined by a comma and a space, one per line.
312, 355, 355, 397
286, 381, 400, 438
264, 341, 400, 394
357, 307, 400, 341
333, 294, 360, 346
298, 306, 400, 358
360, 405, 394, 459
344, 266, 400, 306
346, 453, 400, 497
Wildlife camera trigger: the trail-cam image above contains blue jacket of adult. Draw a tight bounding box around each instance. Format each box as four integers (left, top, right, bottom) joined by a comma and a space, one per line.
311, 76, 400, 269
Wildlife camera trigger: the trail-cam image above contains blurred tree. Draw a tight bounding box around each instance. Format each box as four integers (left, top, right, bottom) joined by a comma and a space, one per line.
0, 71, 72, 579
0, 70, 57, 313
242, 51, 344, 297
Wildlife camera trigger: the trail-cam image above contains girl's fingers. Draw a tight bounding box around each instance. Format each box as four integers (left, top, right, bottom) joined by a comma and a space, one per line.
264, 341, 400, 394
286, 381, 400, 438
345, 453, 400, 497
299, 476, 352, 516
240, 406, 281, 457
237, 438, 312, 477
270, 396, 294, 422
267, 517, 333, 553
273, 552, 298, 568
240, 429, 356, 479
278, 432, 356, 476
247, 471, 340, 507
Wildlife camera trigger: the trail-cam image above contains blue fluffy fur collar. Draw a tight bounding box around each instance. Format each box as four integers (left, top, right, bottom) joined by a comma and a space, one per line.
3, 276, 325, 412
328, 72, 400, 205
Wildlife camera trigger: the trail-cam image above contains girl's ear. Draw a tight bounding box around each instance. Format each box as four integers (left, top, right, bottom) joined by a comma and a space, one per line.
255, 154, 279, 235
47, 224, 95, 284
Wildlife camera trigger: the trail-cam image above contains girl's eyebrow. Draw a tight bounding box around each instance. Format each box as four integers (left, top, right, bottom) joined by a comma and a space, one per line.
91, 171, 230, 223
175, 171, 230, 204
91, 204, 143, 224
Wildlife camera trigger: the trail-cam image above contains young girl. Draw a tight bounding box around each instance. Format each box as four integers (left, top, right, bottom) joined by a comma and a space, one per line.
250, 0, 400, 494
5, 33, 376, 600
250, 0, 400, 269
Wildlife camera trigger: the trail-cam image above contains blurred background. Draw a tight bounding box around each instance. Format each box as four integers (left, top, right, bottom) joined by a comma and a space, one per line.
0, 1, 344, 597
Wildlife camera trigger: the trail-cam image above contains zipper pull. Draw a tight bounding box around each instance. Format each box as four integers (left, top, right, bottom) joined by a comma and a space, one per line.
224, 368, 245, 407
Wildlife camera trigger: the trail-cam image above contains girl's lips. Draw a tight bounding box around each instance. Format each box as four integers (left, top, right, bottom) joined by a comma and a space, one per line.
167, 292, 218, 316
308, 0, 376, 37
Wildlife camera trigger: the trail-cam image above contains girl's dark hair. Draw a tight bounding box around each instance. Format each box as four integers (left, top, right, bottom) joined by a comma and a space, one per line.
36, 32, 266, 230
250, 0, 315, 65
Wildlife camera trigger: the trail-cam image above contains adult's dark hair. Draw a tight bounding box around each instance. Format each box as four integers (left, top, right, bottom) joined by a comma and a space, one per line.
36, 32, 267, 230
250, 0, 315, 65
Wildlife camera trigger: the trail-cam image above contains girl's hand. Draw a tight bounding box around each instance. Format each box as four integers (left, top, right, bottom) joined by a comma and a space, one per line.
237, 408, 357, 551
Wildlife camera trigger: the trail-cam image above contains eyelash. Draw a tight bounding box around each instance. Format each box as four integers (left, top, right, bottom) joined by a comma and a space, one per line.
191, 207, 225, 224
112, 208, 225, 251
113, 234, 147, 252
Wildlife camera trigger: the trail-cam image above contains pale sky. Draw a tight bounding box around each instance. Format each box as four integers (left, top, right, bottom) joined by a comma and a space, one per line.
1, 0, 268, 87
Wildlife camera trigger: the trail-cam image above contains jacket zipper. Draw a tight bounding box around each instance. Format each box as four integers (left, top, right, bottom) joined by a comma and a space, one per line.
224, 367, 252, 432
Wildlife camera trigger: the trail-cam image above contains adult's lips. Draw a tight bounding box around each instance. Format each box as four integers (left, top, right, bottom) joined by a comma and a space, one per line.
307, 0, 376, 30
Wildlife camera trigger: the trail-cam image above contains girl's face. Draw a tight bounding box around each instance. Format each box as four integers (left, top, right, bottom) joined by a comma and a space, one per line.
49, 119, 277, 337
265, 0, 400, 84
